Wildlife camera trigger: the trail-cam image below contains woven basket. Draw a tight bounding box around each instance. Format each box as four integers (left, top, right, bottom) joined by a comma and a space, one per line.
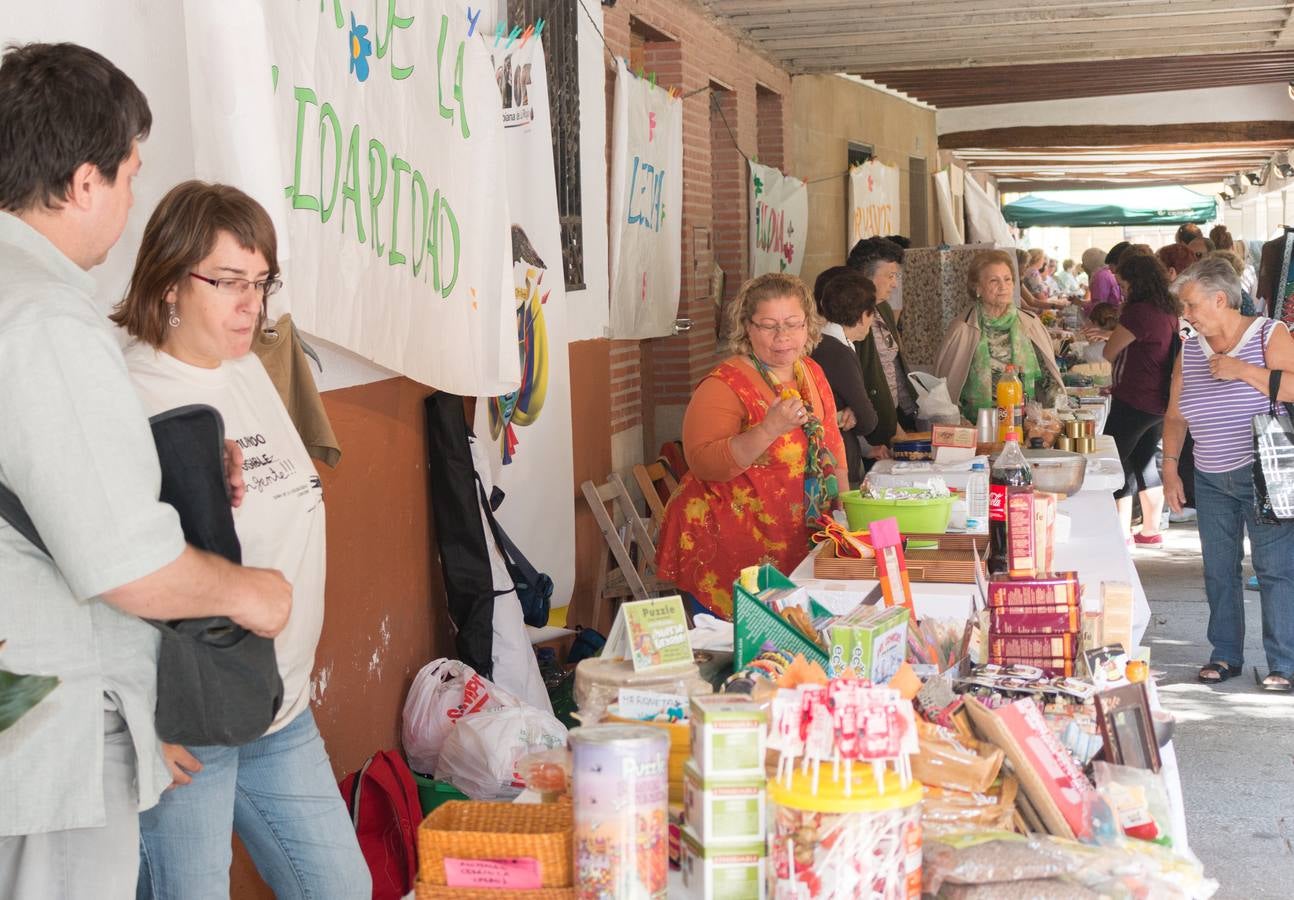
417, 800, 573, 887
416, 884, 575, 900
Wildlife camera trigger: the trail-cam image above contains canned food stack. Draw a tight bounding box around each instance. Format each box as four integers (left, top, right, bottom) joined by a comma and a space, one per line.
680, 695, 770, 899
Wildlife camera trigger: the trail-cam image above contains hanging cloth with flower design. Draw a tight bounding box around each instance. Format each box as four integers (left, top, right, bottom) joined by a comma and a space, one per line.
748, 355, 841, 525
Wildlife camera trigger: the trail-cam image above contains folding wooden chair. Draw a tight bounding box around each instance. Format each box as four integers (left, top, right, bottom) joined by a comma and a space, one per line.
631, 461, 679, 535
570, 473, 668, 635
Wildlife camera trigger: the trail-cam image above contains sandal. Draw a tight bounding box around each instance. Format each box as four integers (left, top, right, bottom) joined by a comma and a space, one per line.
1261, 672, 1293, 692
1198, 662, 1241, 683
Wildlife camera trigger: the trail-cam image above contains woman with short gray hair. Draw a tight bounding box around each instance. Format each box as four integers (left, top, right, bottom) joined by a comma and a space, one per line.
1162, 257, 1294, 690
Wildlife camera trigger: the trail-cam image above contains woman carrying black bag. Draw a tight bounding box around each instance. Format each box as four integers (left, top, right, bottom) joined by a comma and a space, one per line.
111, 182, 370, 899
1163, 257, 1294, 692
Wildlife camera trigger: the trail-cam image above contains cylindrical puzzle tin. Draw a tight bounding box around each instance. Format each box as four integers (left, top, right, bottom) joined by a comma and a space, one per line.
571, 725, 669, 900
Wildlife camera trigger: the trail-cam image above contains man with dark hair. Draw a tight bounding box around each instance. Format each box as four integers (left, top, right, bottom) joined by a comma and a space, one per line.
0, 43, 292, 899
845, 236, 916, 446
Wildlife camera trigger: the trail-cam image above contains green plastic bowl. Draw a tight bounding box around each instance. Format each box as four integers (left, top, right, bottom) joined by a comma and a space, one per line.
841, 490, 954, 534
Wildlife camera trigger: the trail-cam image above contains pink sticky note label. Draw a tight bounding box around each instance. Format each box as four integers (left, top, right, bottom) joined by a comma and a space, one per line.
444, 857, 542, 890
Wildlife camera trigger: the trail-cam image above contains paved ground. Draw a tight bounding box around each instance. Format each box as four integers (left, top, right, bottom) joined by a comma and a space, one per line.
1135, 522, 1294, 898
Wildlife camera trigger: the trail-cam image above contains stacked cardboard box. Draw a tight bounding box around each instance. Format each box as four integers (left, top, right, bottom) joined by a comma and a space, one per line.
986, 573, 1081, 676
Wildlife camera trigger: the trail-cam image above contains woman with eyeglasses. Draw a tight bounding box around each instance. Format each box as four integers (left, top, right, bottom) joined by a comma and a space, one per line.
934, 249, 1065, 423
656, 273, 847, 618
109, 182, 369, 899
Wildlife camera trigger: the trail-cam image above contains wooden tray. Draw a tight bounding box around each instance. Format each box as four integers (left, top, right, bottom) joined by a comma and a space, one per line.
814, 539, 985, 584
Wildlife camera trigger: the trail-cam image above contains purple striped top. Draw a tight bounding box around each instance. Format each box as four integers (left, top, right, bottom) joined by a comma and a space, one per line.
1179, 318, 1273, 473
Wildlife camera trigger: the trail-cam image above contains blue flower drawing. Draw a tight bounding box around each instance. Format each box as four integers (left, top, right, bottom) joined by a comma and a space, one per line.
349, 13, 373, 82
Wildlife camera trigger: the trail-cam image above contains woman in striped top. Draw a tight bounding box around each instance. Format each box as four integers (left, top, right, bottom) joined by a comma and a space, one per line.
1163, 257, 1294, 691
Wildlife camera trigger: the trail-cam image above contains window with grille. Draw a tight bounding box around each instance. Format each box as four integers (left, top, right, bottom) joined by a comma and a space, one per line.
507, 0, 585, 289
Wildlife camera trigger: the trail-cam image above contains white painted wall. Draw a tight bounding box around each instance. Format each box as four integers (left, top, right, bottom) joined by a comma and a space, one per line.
937, 82, 1294, 134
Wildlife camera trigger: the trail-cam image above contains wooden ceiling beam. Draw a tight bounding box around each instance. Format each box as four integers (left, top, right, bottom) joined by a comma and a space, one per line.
786, 33, 1284, 71
708, 0, 1287, 23
940, 122, 1294, 150
756, 12, 1287, 51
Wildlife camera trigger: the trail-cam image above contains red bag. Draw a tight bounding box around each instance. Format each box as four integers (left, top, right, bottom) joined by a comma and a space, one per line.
339, 750, 423, 900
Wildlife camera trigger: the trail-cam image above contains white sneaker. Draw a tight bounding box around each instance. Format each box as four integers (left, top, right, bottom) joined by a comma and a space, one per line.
1168, 507, 1197, 523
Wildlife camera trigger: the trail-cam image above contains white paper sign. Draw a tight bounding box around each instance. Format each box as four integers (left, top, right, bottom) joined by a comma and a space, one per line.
749, 162, 808, 277
608, 60, 683, 338
241, 1, 518, 395
475, 38, 575, 608
849, 160, 902, 246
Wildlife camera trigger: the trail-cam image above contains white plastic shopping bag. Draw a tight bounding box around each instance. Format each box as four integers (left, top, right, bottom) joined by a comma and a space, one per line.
433, 705, 568, 800
908, 371, 962, 423
401, 658, 522, 775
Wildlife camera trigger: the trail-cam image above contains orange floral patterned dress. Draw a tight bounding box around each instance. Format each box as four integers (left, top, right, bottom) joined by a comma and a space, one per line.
656, 357, 845, 619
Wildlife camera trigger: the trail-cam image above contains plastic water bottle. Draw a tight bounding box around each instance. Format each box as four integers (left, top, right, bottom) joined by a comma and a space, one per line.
965, 461, 990, 533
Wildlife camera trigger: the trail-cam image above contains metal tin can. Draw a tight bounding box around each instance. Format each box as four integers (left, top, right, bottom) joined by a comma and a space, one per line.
1055, 435, 1073, 452
1064, 420, 1083, 439
571, 725, 669, 899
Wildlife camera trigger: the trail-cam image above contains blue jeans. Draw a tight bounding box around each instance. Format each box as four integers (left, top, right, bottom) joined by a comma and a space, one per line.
137, 709, 370, 900
1196, 465, 1294, 673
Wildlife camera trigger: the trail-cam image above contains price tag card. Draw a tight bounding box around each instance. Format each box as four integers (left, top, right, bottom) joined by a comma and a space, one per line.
444, 857, 542, 890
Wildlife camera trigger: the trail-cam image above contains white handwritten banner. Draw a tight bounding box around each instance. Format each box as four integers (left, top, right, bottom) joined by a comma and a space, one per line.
608, 60, 683, 339
475, 38, 575, 608
190, 0, 519, 396
849, 160, 901, 246
749, 162, 808, 277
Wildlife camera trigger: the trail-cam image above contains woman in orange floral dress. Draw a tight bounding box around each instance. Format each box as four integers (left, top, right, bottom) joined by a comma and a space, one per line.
656, 273, 848, 618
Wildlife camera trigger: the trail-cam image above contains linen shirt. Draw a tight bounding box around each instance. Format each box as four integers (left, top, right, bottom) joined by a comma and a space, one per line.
0, 213, 183, 835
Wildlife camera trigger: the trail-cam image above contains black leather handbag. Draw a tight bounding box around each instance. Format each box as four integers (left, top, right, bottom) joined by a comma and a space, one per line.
0, 404, 283, 746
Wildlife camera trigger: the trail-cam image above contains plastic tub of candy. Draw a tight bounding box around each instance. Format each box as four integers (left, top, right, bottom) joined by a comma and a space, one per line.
767, 768, 923, 899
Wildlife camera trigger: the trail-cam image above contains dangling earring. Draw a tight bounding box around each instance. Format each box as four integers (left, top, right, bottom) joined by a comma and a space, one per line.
167, 304, 181, 328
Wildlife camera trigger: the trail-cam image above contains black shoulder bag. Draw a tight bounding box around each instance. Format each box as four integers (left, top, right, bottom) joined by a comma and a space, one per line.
474, 475, 552, 629
0, 404, 283, 746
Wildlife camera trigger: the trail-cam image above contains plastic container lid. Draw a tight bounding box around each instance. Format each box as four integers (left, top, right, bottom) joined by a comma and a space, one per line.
767, 767, 922, 814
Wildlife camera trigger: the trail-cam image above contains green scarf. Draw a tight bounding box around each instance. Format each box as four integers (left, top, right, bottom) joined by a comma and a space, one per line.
960, 306, 1043, 422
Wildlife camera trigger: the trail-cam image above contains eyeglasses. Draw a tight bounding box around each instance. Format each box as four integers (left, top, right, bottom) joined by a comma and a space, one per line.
189, 272, 284, 297
751, 318, 807, 336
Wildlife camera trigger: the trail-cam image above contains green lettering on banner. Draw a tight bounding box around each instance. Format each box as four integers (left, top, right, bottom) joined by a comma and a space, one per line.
452, 38, 469, 139
388, 156, 411, 267
367, 139, 389, 257
289, 87, 320, 210
318, 103, 343, 223
324, 0, 344, 29
373, 0, 415, 80
436, 15, 455, 123
340, 124, 366, 242
428, 190, 460, 297
409, 170, 430, 277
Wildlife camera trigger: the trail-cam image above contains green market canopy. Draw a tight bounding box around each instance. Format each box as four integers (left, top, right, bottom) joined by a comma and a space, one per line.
1002, 186, 1217, 227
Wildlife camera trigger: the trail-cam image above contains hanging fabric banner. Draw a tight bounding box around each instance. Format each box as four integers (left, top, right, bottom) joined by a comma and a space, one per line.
848, 160, 901, 246
608, 60, 683, 338
474, 37, 575, 609
194, 0, 520, 396
964, 173, 1015, 246
749, 161, 808, 277
933, 169, 965, 245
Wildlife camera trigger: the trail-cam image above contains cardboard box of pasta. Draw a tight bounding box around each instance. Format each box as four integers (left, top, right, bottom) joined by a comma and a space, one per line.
989, 604, 1080, 635
989, 632, 1079, 660
987, 573, 1079, 610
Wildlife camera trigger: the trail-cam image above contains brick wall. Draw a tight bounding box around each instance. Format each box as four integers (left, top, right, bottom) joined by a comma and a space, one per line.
601, 0, 793, 458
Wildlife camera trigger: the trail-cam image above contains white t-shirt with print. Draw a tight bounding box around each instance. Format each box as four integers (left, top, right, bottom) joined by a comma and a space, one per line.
124, 344, 325, 735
